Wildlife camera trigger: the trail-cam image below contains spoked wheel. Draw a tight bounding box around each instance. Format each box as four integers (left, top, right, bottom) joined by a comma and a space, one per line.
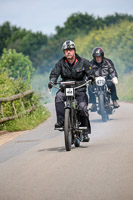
64, 108, 72, 151
99, 94, 108, 122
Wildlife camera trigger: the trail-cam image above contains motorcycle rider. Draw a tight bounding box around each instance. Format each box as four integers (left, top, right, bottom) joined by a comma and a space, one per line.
48, 40, 94, 142
88, 47, 120, 112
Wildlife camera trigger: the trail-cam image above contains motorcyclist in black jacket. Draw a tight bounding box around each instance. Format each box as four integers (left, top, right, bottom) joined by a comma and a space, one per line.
48, 40, 94, 142
88, 47, 120, 112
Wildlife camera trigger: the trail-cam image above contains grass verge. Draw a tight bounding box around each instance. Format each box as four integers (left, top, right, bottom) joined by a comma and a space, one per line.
0, 105, 50, 132
117, 73, 133, 102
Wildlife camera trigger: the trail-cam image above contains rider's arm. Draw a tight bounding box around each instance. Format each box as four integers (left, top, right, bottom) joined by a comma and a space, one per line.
49, 61, 61, 83
106, 58, 118, 78
84, 59, 95, 80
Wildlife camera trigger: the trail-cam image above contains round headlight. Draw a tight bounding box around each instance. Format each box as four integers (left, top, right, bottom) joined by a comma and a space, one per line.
96, 77, 105, 86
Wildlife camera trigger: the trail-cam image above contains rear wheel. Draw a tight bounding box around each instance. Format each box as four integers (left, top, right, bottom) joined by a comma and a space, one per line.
64, 108, 72, 151
99, 94, 108, 122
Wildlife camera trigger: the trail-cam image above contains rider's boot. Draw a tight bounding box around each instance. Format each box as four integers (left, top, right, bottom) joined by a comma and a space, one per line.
113, 101, 120, 108
80, 115, 91, 142
55, 121, 64, 128
82, 131, 90, 142
55, 102, 65, 128
90, 104, 97, 112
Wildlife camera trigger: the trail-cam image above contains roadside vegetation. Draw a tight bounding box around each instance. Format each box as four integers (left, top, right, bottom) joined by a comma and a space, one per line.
0, 51, 50, 132
0, 12, 133, 131
117, 74, 133, 101
0, 104, 50, 132
74, 20, 133, 101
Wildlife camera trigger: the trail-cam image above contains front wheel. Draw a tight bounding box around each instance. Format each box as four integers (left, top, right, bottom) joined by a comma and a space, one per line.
64, 108, 72, 151
99, 94, 108, 122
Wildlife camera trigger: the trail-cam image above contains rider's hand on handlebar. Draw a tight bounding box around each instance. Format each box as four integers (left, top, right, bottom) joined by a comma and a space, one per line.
112, 77, 118, 85
60, 84, 65, 92
48, 81, 54, 89
87, 76, 95, 84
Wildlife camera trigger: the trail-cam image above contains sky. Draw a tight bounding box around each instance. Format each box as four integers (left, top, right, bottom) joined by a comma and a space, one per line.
0, 0, 133, 35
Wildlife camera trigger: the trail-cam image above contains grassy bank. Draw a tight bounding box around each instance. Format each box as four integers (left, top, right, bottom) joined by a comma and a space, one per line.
0, 105, 50, 132
0, 72, 50, 132
117, 73, 133, 102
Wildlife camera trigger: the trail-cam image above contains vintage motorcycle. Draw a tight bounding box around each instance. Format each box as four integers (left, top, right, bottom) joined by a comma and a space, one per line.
89, 76, 115, 122
51, 80, 90, 151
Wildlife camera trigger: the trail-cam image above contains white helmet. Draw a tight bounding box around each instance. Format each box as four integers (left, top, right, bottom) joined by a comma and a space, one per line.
62, 40, 76, 51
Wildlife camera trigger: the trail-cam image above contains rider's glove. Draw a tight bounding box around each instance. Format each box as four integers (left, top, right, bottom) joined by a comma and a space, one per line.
48, 81, 54, 89
87, 76, 95, 84
112, 77, 118, 85
60, 83, 65, 92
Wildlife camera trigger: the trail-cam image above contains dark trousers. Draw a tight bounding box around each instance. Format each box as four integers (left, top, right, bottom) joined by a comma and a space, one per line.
55, 91, 91, 134
88, 81, 119, 104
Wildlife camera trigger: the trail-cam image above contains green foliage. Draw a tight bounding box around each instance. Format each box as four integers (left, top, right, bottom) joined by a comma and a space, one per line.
1, 13, 133, 103
0, 72, 30, 119
0, 105, 50, 132
0, 72, 29, 98
0, 49, 34, 81
0, 22, 48, 68
75, 21, 133, 77
55, 13, 96, 38
55, 13, 133, 39
117, 73, 133, 101
0, 22, 27, 54
1, 13, 133, 74
11, 32, 48, 68
103, 13, 133, 26
0, 71, 50, 131
0, 22, 13, 54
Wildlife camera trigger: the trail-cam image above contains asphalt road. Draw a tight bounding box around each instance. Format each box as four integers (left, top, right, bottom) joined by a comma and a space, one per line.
0, 102, 133, 200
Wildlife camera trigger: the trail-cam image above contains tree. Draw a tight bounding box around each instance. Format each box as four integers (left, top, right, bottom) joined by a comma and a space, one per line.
55, 13, 97, 38
0, 22, 12, 55
8, 31, 48, 68
0, 49, 34, 81
75, 21, 133, 76
103, 13, 133, 26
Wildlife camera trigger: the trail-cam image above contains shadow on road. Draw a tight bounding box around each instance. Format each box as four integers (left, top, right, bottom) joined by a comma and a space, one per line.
38, 146, 65, 152
90, 118, 114, 123
38, 145, 88, 153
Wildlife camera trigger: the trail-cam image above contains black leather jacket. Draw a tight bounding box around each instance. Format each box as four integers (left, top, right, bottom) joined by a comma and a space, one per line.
49, 54, 94, 91
90, 57, 118, 79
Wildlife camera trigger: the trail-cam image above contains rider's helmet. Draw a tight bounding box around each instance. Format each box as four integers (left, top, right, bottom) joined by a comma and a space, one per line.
62, 40, 76, 52
92, 47, 104, 58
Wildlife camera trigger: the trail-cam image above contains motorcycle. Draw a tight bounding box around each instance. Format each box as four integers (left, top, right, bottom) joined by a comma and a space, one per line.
51, 80, 90, 151
89, 76, 115, 122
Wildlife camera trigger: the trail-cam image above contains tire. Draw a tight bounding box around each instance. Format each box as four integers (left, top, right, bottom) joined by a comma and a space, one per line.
64, 108, 72, 151
99, 94, 108, 122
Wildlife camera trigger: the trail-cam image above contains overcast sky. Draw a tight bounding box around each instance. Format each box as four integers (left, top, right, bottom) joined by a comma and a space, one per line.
0, 0, 133, 35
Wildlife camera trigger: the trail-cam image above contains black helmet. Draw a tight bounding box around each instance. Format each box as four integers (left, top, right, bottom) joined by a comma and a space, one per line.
92, 47, 104, 58
62, 40, 76, 51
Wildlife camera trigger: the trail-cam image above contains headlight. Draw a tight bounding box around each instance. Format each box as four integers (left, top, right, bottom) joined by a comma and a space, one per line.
96, 77, 105, 86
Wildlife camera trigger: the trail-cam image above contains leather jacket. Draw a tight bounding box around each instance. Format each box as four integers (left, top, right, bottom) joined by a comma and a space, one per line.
90, 57, 118, 79
49, 54, 94, 91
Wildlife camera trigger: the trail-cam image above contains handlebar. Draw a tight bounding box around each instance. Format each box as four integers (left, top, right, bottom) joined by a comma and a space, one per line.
75, 80, 91, 89
51, 80, 92, 90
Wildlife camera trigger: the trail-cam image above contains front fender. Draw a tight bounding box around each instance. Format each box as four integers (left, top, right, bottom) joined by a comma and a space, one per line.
65, 105, 71, 109
97, 90, 105, 96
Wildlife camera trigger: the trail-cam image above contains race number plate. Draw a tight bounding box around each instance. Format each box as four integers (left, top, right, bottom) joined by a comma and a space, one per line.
96, 76, 105, 86
66, 88, 74, 96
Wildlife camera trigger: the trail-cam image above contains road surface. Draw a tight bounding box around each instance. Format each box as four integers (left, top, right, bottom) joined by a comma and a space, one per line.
0, 102, 133, 200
